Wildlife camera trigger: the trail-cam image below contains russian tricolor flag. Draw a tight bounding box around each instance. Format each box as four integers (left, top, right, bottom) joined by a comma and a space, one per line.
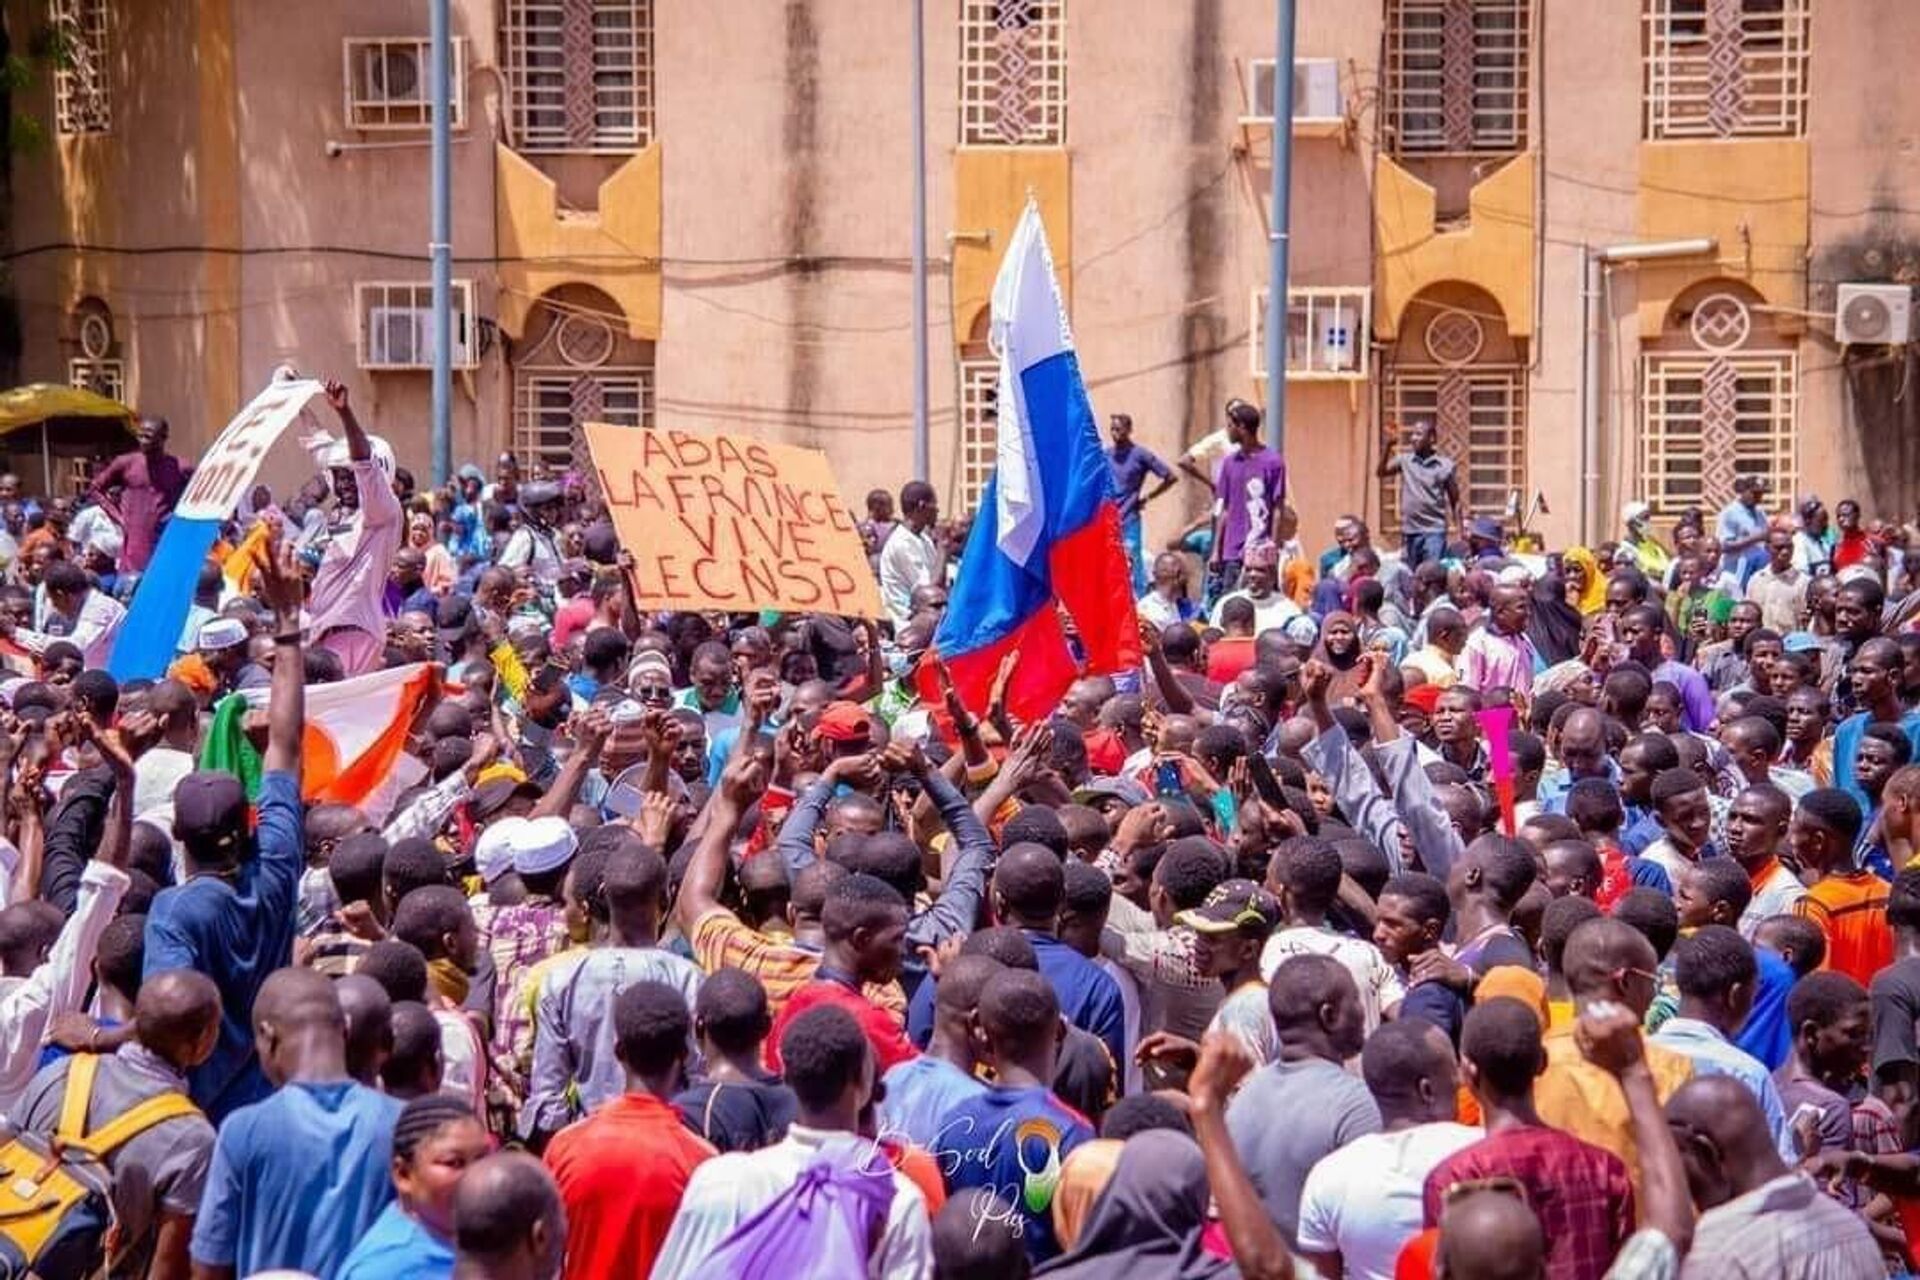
925, 204, 1140, 721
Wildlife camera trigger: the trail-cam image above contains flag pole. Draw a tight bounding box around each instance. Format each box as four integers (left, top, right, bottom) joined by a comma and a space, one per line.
910, 0, 930, 483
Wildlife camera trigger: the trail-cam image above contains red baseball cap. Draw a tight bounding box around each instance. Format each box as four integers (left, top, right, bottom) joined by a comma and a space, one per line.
1403, 683, 1443, 715
814, 701, 874, 744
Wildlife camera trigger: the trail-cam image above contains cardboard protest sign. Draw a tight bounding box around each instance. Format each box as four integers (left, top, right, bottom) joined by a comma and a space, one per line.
111, 378, 325, 681
176, 379, 324, 521
584, 423, 883, 618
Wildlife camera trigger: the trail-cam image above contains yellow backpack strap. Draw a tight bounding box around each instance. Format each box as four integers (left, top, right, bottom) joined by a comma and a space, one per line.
78, 1092, 198, 1157
54, 1053, 102, 1145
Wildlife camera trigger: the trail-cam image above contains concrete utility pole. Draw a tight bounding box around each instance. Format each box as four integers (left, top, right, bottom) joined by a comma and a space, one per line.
1265, 0, 1297, 453
429, 0, 453, 486
910, 0, 930, 483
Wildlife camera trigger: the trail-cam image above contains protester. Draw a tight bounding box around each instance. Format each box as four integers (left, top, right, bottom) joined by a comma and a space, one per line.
0, 371, 1910, 1280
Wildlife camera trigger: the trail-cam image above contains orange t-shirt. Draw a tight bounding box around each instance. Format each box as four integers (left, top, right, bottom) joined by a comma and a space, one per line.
1794, 872, 1892, 986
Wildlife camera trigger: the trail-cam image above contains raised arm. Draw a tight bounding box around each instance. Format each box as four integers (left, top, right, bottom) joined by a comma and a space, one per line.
1138, 618, 1196, 715
324, 379, 370, 462
1190, 1032, 1298, 1280
257, 538, 307, 777
1580, 1002, 1693, 1255
532, 706, 609, 820
678, 751, 766, 933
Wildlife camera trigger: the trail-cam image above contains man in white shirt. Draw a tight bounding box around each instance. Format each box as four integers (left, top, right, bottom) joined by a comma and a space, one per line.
0, 728, 133, 1115
1726, 785, 1806, 937
653, 1004, 931, 1280
1209, 540, 1301, 636
4, 560, 125, 669
1296, 1019, 1481, 1280
1261, 839, 1404, 1034
877, 481, 943, 628
133, 678, 201, 821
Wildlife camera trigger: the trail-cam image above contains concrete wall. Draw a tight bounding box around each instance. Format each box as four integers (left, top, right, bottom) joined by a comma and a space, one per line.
6, 0, 1907, 552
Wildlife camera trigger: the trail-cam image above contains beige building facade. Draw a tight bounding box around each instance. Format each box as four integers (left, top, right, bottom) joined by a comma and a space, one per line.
9, 0, 1919, 550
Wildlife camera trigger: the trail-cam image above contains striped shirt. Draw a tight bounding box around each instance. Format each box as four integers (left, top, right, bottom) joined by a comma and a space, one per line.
689, 909, 904, 1023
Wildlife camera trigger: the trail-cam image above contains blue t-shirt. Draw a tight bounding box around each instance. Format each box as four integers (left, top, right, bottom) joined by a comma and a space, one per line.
880, 1055, 989, 1152
906, 932, 1127, 1070
1716, 499, 1769, 586
190, 1079, 403, 1280
1107, 442, 1172, 517
932, 1084, 1093, 1264
336, 1201, 454, 1280
144, 770, 304, 1121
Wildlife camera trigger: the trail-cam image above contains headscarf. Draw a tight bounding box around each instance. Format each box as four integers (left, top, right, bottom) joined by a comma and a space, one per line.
1313, 612, 1366, 705
1052, 1139, 1124, 1253
1036, 1130, 1234, 1279
1534, 658, 1596, 701
1526, 572, 1585, 667
1562, 546, 1607, 615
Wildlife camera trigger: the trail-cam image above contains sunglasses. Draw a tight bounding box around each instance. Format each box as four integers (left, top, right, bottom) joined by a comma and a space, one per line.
635, 683, 671, 705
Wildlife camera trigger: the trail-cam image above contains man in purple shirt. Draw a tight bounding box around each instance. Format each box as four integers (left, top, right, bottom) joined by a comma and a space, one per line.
1620, 602, 1717, 732
1106, 412, 1177, 596
87, 417, 190, 576
1204, 399, 1286, 606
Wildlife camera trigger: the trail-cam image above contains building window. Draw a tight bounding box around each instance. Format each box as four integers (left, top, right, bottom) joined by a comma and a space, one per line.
51, 0, 110, 135
516, 371, 652, 474
355, 281, 478, 371
1640, 293, 1796, 517
959, 0, 1066, 146
343, 37, 468, 132
1381, 365, 1527, 533
1644, 0, 1808, 140
503, 0, 653, 153
1385, 0, 1529, 155
957, 357, 1000, 513
67, 357, 123, 402
511, 288, 654, 475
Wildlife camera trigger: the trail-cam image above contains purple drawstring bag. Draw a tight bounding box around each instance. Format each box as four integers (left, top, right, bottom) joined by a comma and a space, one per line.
685, 1136, 898, 1280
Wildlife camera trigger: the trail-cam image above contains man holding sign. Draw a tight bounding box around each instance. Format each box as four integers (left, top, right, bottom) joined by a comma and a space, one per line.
305, 381, 404, 677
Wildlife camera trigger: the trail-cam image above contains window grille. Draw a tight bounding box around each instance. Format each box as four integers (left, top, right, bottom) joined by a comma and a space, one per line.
514, 371, 651, 476
1380, 365, 1527, 534
1385, 0, 1529, 155
504, 0, 652, 153
355, 281, 478, 370
67, 358, 123, 403
51, 0, 109, 135
958, 0, 1066, 146
1250, 287, 1372, 381
957, 358, 1000, 513
1640, 351, 1796, 516
1644, 0, 1808, 140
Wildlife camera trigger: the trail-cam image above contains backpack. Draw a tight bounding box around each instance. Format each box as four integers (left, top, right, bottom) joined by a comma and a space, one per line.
686, 1136, 898, 1280
0, 1052, 199, 1280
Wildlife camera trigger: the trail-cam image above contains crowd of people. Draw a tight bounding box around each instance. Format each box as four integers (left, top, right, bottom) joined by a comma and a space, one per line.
0, 386, 1916, 1280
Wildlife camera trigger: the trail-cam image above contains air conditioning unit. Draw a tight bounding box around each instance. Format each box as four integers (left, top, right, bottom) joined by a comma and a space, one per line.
1247, 58, 1343, 125
1251, 286, 1371, 381
1836, 283, 1915, 346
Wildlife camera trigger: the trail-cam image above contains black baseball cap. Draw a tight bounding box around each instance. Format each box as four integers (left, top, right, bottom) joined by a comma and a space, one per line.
172, 771, 248, 858
1175, 878, 1282, 937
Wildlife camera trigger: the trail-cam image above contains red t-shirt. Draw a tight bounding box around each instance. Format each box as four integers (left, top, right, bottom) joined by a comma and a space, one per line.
544, 1092, 716, 1280
551, 597, 597, 653
766, 977, 919, 1076
1206, 636, 1256, 685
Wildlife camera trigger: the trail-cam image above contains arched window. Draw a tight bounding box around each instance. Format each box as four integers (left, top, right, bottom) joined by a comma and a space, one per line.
1380, 284, 1526, 533
1639, 282, 1796, 517
511, 285, 655, 476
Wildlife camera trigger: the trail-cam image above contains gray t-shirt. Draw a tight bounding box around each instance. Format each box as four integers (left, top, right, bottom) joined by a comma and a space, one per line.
1396, 451, 1457, 534
16, 1043, 216, 1276
1226, 1055, 1382, 1242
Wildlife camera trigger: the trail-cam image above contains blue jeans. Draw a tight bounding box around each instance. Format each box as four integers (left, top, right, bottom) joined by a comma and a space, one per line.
1403, 531, 1446, 569
1123, 510, 1147, 596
